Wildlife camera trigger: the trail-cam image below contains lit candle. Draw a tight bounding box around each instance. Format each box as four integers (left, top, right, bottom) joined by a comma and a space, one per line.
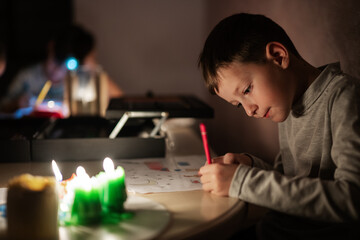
52, 160, 63, 182
69, 166, 101, 225
97, 157, 127, 215
51, 160, 76, 199
7, 174, 59, 240
52, 160, 72, 225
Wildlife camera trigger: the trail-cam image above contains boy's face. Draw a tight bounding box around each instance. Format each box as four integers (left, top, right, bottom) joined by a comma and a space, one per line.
215, 61, 294, 123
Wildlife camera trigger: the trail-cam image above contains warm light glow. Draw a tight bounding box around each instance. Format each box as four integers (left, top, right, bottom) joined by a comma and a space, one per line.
103, 157, 115, 174
91, 176, 99, 188
52, 160, 63, 182
76, 166, 87, 178
76, 166, 91, 191
115, 166, 125, 178
47, 100, 55, 109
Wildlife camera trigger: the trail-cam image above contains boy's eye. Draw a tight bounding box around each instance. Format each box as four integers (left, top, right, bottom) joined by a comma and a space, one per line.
244, 85, 251, 94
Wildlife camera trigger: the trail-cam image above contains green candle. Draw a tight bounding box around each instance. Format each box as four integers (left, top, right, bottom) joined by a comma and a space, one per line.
97, 158, 127, 215
69, 167, 101, 225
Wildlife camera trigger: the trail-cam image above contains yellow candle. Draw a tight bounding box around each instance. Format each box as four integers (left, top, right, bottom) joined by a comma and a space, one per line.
7, 174, 59, 240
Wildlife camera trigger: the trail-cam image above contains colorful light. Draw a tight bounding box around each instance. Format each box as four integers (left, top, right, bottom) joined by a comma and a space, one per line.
47, 100, 55, 109
66, 57, 78, 70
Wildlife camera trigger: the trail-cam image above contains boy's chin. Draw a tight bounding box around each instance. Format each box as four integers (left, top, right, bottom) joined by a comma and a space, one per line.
271, 113, 289, 123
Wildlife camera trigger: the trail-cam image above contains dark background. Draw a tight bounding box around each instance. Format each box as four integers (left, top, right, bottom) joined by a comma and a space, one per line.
0, 0, 72, 96
1, 0, 359, 162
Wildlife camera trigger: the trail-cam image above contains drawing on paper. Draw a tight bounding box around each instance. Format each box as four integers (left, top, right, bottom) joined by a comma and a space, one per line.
117, 155, 205, 193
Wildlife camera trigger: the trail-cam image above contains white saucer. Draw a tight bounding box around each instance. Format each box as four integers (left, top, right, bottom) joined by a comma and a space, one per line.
0, 188, 170, 240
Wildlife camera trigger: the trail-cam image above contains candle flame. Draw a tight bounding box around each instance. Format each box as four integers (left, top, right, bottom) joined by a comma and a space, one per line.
114, 166, 125, 178
91, 176, 99, 188
103, 157, 115, 174
52, 160, 63, 182
76, 166, 87, 178
76, 166, 91, 191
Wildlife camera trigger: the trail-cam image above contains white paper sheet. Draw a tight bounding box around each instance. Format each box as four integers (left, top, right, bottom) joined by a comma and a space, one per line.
116, 155, 206, 194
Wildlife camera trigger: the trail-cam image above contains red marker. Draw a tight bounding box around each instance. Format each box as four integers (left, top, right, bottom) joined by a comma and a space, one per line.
199, 123, 212, 164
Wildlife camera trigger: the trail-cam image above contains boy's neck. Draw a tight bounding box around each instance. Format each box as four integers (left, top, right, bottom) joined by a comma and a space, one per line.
291, 57, 321, 104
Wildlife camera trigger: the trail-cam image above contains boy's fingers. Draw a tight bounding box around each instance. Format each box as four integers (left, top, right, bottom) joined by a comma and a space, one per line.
211, 156, 224, 164
198, 165, 212, 175
200, 174, 212, 184
212, 153, 238, 164
223, 153, 238, 164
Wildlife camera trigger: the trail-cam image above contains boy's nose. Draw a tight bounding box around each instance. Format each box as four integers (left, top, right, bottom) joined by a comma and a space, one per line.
243, 103, 258, 117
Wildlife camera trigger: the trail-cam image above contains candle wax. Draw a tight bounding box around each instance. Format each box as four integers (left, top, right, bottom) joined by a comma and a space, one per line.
70, 186, 102, 225
59, 173, 76, 199
97, 166, 127, 214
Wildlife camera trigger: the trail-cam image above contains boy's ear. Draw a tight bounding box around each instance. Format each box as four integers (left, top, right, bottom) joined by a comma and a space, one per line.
265, 42, 289, 69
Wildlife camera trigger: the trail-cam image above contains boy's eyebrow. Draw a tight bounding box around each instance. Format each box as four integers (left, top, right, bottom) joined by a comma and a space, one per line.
234, 70, 250, 86
232, 86, 241, 96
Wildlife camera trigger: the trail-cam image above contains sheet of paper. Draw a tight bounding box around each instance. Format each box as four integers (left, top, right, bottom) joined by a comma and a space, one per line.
116, 155, 206, 194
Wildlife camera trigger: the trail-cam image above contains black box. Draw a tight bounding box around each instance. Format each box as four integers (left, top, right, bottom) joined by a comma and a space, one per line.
106, 95, 214, 119
31, 117, 165, 162
0, 118, 48, 162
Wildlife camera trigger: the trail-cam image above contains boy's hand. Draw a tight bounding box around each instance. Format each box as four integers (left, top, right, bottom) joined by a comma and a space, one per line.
199, 163, 238, 196
212, 153, 253, 166
198, 153, 252, 196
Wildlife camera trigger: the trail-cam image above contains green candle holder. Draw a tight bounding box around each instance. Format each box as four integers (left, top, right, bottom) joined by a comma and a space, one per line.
57, 164, 129, 226
97, 166, 127, 215
69, 187, 102, 225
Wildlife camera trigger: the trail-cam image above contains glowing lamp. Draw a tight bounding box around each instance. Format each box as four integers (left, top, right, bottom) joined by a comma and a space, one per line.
66, 57, 78, 71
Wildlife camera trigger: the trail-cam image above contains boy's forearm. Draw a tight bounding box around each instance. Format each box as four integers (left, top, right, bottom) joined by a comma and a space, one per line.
230, 166, 360, 222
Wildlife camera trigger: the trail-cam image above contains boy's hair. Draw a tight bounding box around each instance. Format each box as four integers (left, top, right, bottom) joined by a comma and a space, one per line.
52, 24, 95, 64
198, 13, 300, 94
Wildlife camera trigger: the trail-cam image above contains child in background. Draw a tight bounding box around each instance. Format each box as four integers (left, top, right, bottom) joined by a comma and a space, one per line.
198, 13, 360, 239
1, 24, 123, 114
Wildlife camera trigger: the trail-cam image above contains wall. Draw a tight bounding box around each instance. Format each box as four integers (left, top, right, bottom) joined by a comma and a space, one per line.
74, 0, 208, 97
74, 0, 360, 162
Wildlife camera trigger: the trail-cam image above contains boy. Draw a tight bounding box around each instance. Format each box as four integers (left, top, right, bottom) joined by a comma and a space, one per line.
198, 13, 360, 239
